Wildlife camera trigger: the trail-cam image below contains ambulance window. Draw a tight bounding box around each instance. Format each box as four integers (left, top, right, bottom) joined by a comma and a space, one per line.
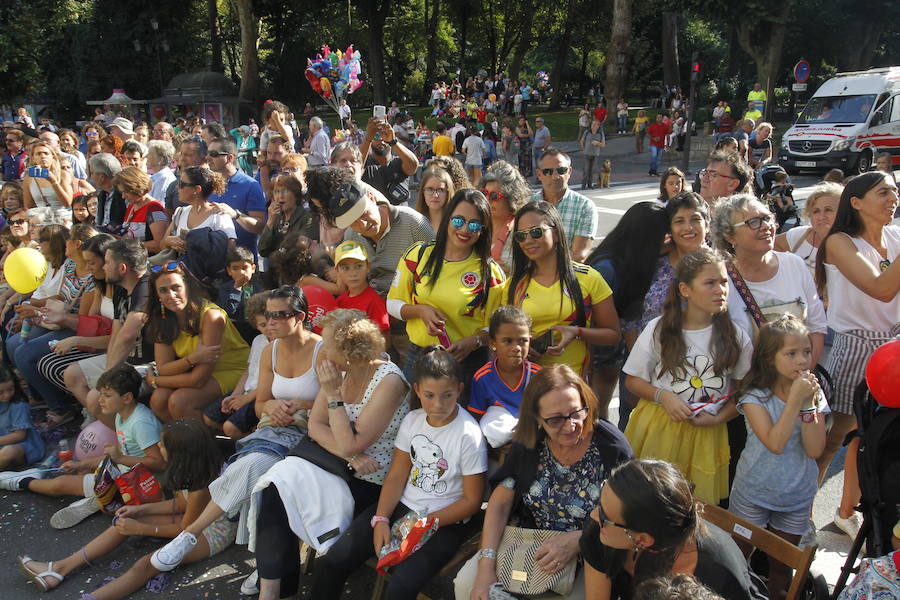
871, 99, 892, 127
891, 96, 900, 123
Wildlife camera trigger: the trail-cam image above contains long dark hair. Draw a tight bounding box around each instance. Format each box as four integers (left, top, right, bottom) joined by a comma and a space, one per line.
587, 202, 667, 318
410, 346, 463, 409
815, 171, 890, 296
508, 201, 586, 326
39, 224, 69, 269
146, 263, 210, 345
268, 285, 309, 323
81, 233, 115, 294
655, 248, 741, 380
420, 189, 495, 310
161, 420, 223, 492
606, 459, 705, 589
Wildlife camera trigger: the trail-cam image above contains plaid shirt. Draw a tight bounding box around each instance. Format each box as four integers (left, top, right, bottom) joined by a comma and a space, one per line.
531, 187, 598, 244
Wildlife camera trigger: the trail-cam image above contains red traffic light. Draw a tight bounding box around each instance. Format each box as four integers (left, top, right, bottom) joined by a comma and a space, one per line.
692, 62, 701, 72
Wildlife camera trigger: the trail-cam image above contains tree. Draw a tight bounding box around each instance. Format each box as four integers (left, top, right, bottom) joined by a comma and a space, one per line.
733, 0, 793, 121
548, 0, 580, 109
361, 0, 392, 104
421, 0, 442, 98
603, 0, 633, 116
207, 0, 224, 72
234, 0, 260, 104
661, 12, 679, 92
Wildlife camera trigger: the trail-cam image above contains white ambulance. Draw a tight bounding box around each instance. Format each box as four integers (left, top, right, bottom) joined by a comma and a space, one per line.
778, 67, 900, 174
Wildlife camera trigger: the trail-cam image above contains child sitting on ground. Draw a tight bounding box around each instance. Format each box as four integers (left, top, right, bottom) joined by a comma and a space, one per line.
203, 292, 271, 439
0, 364, 43, 469
333, 240, 389, 336
0, 363, 165, 530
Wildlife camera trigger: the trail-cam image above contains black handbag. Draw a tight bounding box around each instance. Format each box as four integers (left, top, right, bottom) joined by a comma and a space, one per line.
287, 436, 352, 481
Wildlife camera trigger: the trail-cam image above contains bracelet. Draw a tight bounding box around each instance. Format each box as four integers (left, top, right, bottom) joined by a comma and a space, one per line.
347, 454, 358, 469
476, 548, 497, 560
185, 356, 194, 367
799, 406, 817, 413
576, 326, 584, 340
653, 387, 665, 404
327, 400, 345, 410
370, 515, 390, 528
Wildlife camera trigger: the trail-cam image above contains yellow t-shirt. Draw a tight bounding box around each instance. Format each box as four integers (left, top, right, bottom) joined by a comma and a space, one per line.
747, 90, 767, 102
494, 263, 612, 372
632, 116, 649, 133
171, 301, 250, 395
388, 242, 506, 347
745, 108, 762, 121
432, 135, 454, 156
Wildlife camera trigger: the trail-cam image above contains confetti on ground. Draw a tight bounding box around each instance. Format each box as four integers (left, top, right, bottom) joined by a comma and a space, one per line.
109, 560, 123, 570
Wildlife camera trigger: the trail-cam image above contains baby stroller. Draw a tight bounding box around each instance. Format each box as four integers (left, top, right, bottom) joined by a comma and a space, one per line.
755, 164, 800, 232
831, 381, 900, 598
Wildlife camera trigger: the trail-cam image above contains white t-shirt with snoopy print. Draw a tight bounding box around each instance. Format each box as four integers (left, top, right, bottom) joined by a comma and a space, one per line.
394, 407, 487, 515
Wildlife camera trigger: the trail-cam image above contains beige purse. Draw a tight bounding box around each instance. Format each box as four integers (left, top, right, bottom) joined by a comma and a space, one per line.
495, 526, 577, 596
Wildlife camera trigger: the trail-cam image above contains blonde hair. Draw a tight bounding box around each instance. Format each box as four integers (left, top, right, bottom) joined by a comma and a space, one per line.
320, 309, 385, 363
113, 166, 152, 196
27, 141, 63, 181
281, 153, 308, 172
804, 182, 843, 218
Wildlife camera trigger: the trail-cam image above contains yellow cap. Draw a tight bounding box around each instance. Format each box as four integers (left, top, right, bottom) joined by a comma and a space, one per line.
334, 240, 368, 265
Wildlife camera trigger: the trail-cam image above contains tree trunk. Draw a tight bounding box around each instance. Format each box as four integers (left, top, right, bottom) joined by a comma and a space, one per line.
363, 0, 391, 105
578, 46, 589, 97
661, 11, 679, 91
422, 0, 441, 100
207, 0, 224, 72
839, 18, 883, 71
735, 0, 793, 122
507, 0, 536, 81
234, 0, 259, 104
549, 0, 578, 109
603, 0, 632, 118
458, 0, 469, 79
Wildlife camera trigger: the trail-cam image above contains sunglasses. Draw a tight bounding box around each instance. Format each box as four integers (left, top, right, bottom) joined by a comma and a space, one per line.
540, 167, 569, 177
597, 482, 629, 529
177, 180, 197, 188
265, 310, 301, 320
513, 225, 554, 243
450, 215, 484, 234
541, 406, 588, 428
733, 214, 774, 231
206, 150, 229, 158
9, 219, 27, 225
85, 131, 98, 138
150, 261, 182, 274
479, 189, 506, 203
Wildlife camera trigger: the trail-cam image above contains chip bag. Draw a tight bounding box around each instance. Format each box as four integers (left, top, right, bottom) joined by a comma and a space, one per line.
375, 510, 439, 575
93, 456, 123, 514
116, 464, 162, 506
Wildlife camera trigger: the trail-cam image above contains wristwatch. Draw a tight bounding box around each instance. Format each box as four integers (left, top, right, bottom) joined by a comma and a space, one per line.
327, 401, 345, 410
386, 139, 398, 146
370, 515, 389, 528
476, 548, 497, 560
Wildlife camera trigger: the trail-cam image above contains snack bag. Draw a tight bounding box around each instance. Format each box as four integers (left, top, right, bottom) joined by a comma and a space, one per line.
375, 510, 439, 575
115, 464, 162, 506
93, 456, 123, 514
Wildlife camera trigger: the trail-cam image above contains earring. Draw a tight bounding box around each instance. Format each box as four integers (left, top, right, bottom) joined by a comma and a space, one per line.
161, 305, 166, 318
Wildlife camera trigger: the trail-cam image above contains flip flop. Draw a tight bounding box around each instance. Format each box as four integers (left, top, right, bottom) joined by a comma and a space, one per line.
17, 556, 64, 592
44, 411, 76, 429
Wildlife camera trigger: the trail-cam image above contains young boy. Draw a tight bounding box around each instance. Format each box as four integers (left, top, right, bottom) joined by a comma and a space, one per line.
334, 240, 389, 335
217, 246, 259, 333
203, 292, 270, 439
0, 363, 165, 529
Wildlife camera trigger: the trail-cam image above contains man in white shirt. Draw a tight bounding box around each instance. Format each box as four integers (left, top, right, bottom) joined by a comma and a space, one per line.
338, 99, 352, 128
461, 128, 485, 186
304, 117, 331, 167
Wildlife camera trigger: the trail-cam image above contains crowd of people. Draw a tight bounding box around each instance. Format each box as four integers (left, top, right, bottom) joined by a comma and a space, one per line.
0, 94, 897, 600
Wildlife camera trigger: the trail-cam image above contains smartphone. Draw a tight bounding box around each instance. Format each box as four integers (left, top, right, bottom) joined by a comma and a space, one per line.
531, 329, 558, 355
373, 105, 386, 120
28, 166, 49, 178
436, 326, 451, 349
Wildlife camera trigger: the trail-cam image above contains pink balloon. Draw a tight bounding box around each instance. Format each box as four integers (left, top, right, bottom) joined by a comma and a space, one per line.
75, 421, 118, 460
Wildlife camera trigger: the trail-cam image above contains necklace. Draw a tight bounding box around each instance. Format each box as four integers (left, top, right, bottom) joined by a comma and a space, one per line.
341, 363, 376, 402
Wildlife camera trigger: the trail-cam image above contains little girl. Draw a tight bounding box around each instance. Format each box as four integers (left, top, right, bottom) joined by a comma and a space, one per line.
623, 248, 753, 504
729, 315, 826, 600
17, 420, 236, 599
307, 347, 487, 599
0, 364, 43, 468
468, 305, 541, 447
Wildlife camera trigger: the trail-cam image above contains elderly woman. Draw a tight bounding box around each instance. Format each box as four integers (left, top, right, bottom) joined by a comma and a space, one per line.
252, 309, 411, 599
455, 364, 632, 600
415, 165, 456, 233
773, 182, 841, 277
115, 166, 169, 254
145, 262, 249, 423
147, 140, 176, 202
158, 167, 236, 255
483, 160, 531, 272
258, 175, 313, 259
23, 141, 74, 210
580, 459, 763, 600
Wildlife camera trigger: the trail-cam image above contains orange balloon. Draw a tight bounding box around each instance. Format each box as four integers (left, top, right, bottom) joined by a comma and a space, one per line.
320, 77, 332, 93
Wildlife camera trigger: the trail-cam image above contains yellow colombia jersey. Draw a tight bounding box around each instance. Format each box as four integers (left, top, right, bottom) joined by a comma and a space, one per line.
389, 242, 506, 347
493, 263, 612, 373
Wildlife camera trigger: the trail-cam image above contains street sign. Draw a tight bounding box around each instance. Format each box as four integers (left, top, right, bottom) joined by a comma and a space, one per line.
794, 60, 811, 83
792, 83, 808, 92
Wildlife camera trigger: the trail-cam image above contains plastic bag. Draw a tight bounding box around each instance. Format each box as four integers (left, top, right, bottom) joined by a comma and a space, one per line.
116, 464, 162, 507
375, 510, 438, 575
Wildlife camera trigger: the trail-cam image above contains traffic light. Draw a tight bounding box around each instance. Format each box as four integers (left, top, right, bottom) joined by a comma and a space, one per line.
691, 61, 701, 82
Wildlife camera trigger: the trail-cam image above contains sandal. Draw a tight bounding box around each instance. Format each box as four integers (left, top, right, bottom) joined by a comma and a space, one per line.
44, 411, 76, 429
18, 556, 64, 592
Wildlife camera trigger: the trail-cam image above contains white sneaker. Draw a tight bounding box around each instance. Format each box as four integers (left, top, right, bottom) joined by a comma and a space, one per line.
151, 531, 197, 571
240, 569, 260, 595
833, 509, 863, 541
0, 467, 44, 491
50, 495, 99, 529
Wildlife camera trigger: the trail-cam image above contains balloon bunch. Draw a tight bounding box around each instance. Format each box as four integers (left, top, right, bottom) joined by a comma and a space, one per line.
536, 71, 549, 89
305, 44, 363, 116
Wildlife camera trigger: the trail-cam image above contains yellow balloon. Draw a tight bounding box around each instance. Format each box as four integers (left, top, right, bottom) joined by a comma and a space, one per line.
320, 77, 332, 92
4, 247, 48, 294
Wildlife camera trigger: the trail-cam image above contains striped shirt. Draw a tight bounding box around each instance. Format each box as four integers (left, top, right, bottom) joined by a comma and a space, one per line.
59, 258, 95, 312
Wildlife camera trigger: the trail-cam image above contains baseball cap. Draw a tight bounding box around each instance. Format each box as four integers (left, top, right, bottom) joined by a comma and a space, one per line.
330, 181, 369, 229
334, 240, 368, 265
110, 117, 134, 135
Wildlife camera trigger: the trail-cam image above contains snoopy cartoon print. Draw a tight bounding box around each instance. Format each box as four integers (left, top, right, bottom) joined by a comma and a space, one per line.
409, 434, 449, 493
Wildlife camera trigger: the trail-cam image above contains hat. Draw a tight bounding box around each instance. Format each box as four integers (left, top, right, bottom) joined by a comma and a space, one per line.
110, 117, 134, 135
330, 182, 369, 229
334, 240, 368, 265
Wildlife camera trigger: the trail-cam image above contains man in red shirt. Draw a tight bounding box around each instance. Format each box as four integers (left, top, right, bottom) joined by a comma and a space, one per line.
646, 113, 671, 176
593, 102, 608, 136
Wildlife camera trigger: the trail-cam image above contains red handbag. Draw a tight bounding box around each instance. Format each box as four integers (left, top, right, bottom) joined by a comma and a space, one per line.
75, 315, 113, 353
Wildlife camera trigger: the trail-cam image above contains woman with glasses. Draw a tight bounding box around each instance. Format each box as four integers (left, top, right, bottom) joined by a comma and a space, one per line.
483, 161, 531, 272
258, 175, 314, 259
157, 166, 236, 256
580, 459, 763, 600
388, 189, 504, 394
773, 182, 841, 278
144, 261, 249, 423
114, 166, 169, 255
454, 364, 632, 600
414, 166, 456, 233
501, 201, 619, 376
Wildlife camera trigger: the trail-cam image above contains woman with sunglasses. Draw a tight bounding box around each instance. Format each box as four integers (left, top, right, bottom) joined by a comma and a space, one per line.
813, 172, 900, 541
483, 161, 531, 273
415, 166, 456, 233
388, 189, 504, 392
158, 166, 236, 257
580, 459, 763, 600
145, 262, 249, 423
455, 364, 632, 600
503, 201, 620, 376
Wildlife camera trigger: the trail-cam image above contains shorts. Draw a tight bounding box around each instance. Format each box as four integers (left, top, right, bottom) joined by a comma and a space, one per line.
592, 339, 626, 370
727, 490, 810, 536
202, 515, 238, 556
78, 354, 108, 388
203, 398, 259, 433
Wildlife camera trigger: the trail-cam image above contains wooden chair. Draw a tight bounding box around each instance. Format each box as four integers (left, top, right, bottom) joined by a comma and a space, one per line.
701, 502, 821, 600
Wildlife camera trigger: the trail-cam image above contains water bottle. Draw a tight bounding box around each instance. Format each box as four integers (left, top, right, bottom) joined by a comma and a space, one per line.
20, 318, 32, 339
57, 439, 73, 463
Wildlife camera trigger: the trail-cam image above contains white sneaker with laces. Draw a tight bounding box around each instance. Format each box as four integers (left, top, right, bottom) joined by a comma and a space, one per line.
833, 509, 863, 541
0, 467, 44, 491
50, 496, 100, 529
240, 569, 260, 595
151, 531, 197, 571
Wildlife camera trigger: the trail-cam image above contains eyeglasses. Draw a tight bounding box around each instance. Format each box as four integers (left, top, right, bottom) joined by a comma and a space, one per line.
423, 186, 447, 197
597, 482, 629, 529
733, 214, 774, 230
150, 261, 182, 274
541, 406, 588, 428
699, 168, 738, 181
9, 219, 26, 225
479, 189, 506, 203
206, 150, 229, 158
513, 225, 554, 243
450, 215, 484, 234
265, 310, 301, 320
177, 180, 196, 188
540, 167, 569, 177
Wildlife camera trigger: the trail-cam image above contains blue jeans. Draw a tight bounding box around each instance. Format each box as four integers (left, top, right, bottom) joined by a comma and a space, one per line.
8, 326, 76, 413
649, 146, 663, 173
618, 115, 627, 132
